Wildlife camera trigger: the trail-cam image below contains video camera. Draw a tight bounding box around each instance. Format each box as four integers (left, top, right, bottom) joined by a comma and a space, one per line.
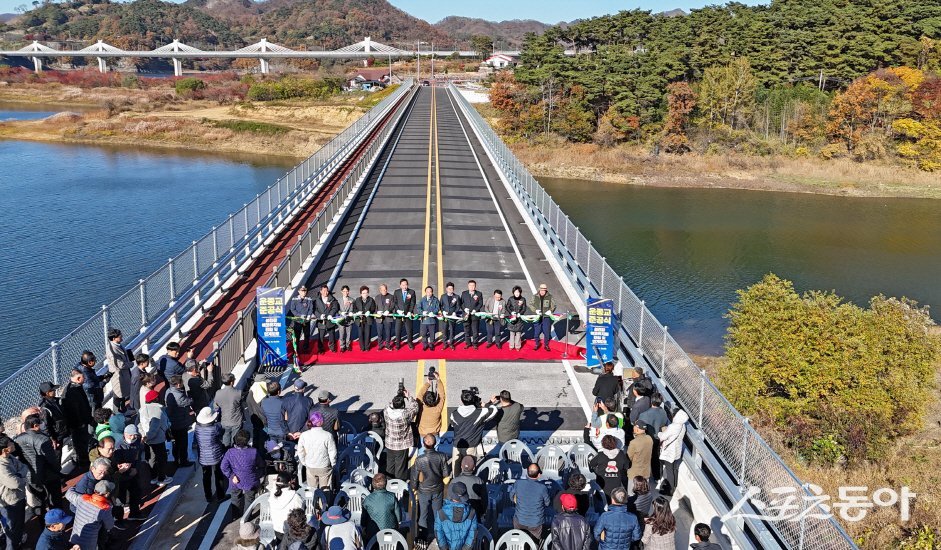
462, 386, 483, 408
397, 378, 406, 397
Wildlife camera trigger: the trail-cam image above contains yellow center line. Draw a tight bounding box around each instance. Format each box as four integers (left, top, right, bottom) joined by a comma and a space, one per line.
434, 87, 444, 292
421, 86, 434, 291
438, 359, 447, 435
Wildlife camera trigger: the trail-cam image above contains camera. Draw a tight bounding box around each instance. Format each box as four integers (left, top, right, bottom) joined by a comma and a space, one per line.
397, 378, 406, 397
427, 366, 437, 380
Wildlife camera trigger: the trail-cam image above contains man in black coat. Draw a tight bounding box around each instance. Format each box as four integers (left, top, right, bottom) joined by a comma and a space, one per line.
62, 368, 94, 470
592, 362, 622, 406
376, 284, 396, 350
392, 278, 417, 350
38, 381, 67, 448
460, 280, 484, 349
352, 285, 377, 352
313, 285, 339, 353
439, 282, 462, 350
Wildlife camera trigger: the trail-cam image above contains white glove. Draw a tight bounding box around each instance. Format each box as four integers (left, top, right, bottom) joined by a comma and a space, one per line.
536, 309, 542, 315
397, 310, 404, 315
383, 310, 389, 316
320, 314, 326, 320
464, 308, 470, 313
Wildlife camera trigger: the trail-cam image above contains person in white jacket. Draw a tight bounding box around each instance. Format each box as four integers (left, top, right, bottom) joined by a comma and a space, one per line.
269, 472, 303, 538
658, 409, 688, 496
296, 412, 337, 491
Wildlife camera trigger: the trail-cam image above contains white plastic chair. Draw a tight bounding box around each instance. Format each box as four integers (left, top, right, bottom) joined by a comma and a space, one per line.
240, 492, 275, 546
338, 420, 358, 448
385, 478, 409, 501
365, 430, 385, 459
366, 528, 409, 550
347, 467, 374, 487
495, 528, 539, 550
534, 445, 571, 481
567, 443, 597, 477
337, 443, 377, 478
498, 439, 534, 465
335, 482, 371, 526
476, 457, 505, 484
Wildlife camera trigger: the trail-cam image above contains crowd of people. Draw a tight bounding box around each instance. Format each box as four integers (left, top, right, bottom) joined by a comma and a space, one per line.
286, 280, 563, 357
0, 312, 717, 550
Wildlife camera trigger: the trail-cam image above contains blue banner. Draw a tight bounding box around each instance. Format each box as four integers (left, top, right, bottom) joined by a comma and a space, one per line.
256, 287, 288, 368
585, 297, 616, 368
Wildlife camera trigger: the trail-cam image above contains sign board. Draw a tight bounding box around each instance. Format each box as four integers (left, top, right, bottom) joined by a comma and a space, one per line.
256, 287, 288, 368
585, 297, 616, 368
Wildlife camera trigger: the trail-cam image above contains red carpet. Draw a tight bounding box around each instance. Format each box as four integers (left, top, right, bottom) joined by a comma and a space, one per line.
291, 339, 585, 365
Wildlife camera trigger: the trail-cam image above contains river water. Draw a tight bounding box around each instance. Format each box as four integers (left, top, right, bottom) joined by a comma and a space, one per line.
540, 177, 941, 355
0, 137, 294, 375
3, 114, 940, 376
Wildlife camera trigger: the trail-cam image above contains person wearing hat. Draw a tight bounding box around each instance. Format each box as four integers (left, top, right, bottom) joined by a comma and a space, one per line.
36, 508, 73, 550
282, 379, 314, 443
37, 381, 66, 449
66, 479, 116, 549
310, 390, 340, 436
434, 482, 478, 550
451, 455, 487, 520
194, 407, 227, 502
288, 285, 315, 354
138, 389, 173, 486
297, 411, 336, 492
235, 521, 262, 550
626, 420, 653, 494
320, 505, 362, 550
531, 283, 557, 351
105, 328, 132, 412
551, 493, 592, 550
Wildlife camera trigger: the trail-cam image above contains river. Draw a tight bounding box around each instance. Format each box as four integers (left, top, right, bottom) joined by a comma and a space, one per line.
0, 135, 294, 375
540, 177, 941, 355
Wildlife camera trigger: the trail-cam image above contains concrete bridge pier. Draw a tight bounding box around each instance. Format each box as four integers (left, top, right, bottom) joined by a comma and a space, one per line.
259, 58, 270, 74
32, 56, 42, 73
97, 57, 108, 73
172, 58, 182, 77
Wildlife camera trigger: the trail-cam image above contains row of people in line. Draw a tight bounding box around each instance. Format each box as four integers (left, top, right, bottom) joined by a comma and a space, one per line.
287, 279, 561, 353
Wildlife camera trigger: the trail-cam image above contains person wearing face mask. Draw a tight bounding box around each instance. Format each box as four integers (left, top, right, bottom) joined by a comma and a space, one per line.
336, 285, 356, 353
506, 286, 528, 351
352, 285, 377, 352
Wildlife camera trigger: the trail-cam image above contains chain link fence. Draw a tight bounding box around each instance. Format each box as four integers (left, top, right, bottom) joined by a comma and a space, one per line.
448, 83, 856, 550
0, 82, 413, 422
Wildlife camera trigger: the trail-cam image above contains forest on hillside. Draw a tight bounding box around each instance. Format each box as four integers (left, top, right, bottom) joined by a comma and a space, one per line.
493, 0, 941, 170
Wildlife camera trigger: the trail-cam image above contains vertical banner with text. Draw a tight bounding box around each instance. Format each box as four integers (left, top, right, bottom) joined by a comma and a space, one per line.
256, 287, 288, 369
585, 297, 615, 368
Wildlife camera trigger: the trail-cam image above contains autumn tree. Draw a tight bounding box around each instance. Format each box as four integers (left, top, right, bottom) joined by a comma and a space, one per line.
660, 81, 696, 153
471, 35, 493, 60
697, 58, 758, 130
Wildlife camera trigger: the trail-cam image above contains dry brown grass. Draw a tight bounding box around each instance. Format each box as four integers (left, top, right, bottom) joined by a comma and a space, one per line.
511, 141, 941, 199
692, 353, 941, 548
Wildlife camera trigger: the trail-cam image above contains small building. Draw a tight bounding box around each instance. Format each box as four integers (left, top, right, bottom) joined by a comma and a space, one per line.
346, 68, 394, 91
483, 54, 517, 70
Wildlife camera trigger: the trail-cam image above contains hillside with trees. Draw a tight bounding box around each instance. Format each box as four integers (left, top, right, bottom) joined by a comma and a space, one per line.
433, 16, 550, 50
492, 0, 941, 171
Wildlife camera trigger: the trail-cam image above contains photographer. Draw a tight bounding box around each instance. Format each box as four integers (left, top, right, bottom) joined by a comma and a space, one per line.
382, 388, 418, 481
490, 390, 524, 443
417, 369, 447, 437
449, 388, 499, 476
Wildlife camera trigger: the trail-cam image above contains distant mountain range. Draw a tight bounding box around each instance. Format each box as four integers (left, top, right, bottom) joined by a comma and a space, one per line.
0, 0, 686, 52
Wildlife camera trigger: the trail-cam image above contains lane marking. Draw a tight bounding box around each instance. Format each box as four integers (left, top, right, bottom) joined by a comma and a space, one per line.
434, 86, 444, 291
416, 359, 425, 394
443, 90, 537, 294
562, 359, 593, 420
422, 87, 434, 290
438, 359, 448, 435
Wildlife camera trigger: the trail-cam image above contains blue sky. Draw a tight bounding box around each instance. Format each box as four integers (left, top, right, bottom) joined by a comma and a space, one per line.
0, 0, 768, 21
389, 0, 768, 24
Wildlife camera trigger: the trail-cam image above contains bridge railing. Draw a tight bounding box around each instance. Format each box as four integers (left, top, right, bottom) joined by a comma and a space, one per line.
0, 83, 412, 422
448, 84, 856, 550
212, 80, 417, 377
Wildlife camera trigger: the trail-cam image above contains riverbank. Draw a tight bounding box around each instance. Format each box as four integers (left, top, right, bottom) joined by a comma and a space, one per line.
691, 353, 941, 548
0, 81, 377, 159
510, 141, 941, 200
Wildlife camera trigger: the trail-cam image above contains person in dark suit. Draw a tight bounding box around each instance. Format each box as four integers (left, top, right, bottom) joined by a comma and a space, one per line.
439, 282, 462, 350
392, 278, 417, 350
353, 285, 377, 352
314, 285, 339, 353
287, 286, 315, 353
460, 280, 484, 349
376, 284, 396, 350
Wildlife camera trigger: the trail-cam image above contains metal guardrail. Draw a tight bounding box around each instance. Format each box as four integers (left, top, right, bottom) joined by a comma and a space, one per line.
213, 80, 417, 377
448, 84, 856, 550
0, 83, 413, 421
